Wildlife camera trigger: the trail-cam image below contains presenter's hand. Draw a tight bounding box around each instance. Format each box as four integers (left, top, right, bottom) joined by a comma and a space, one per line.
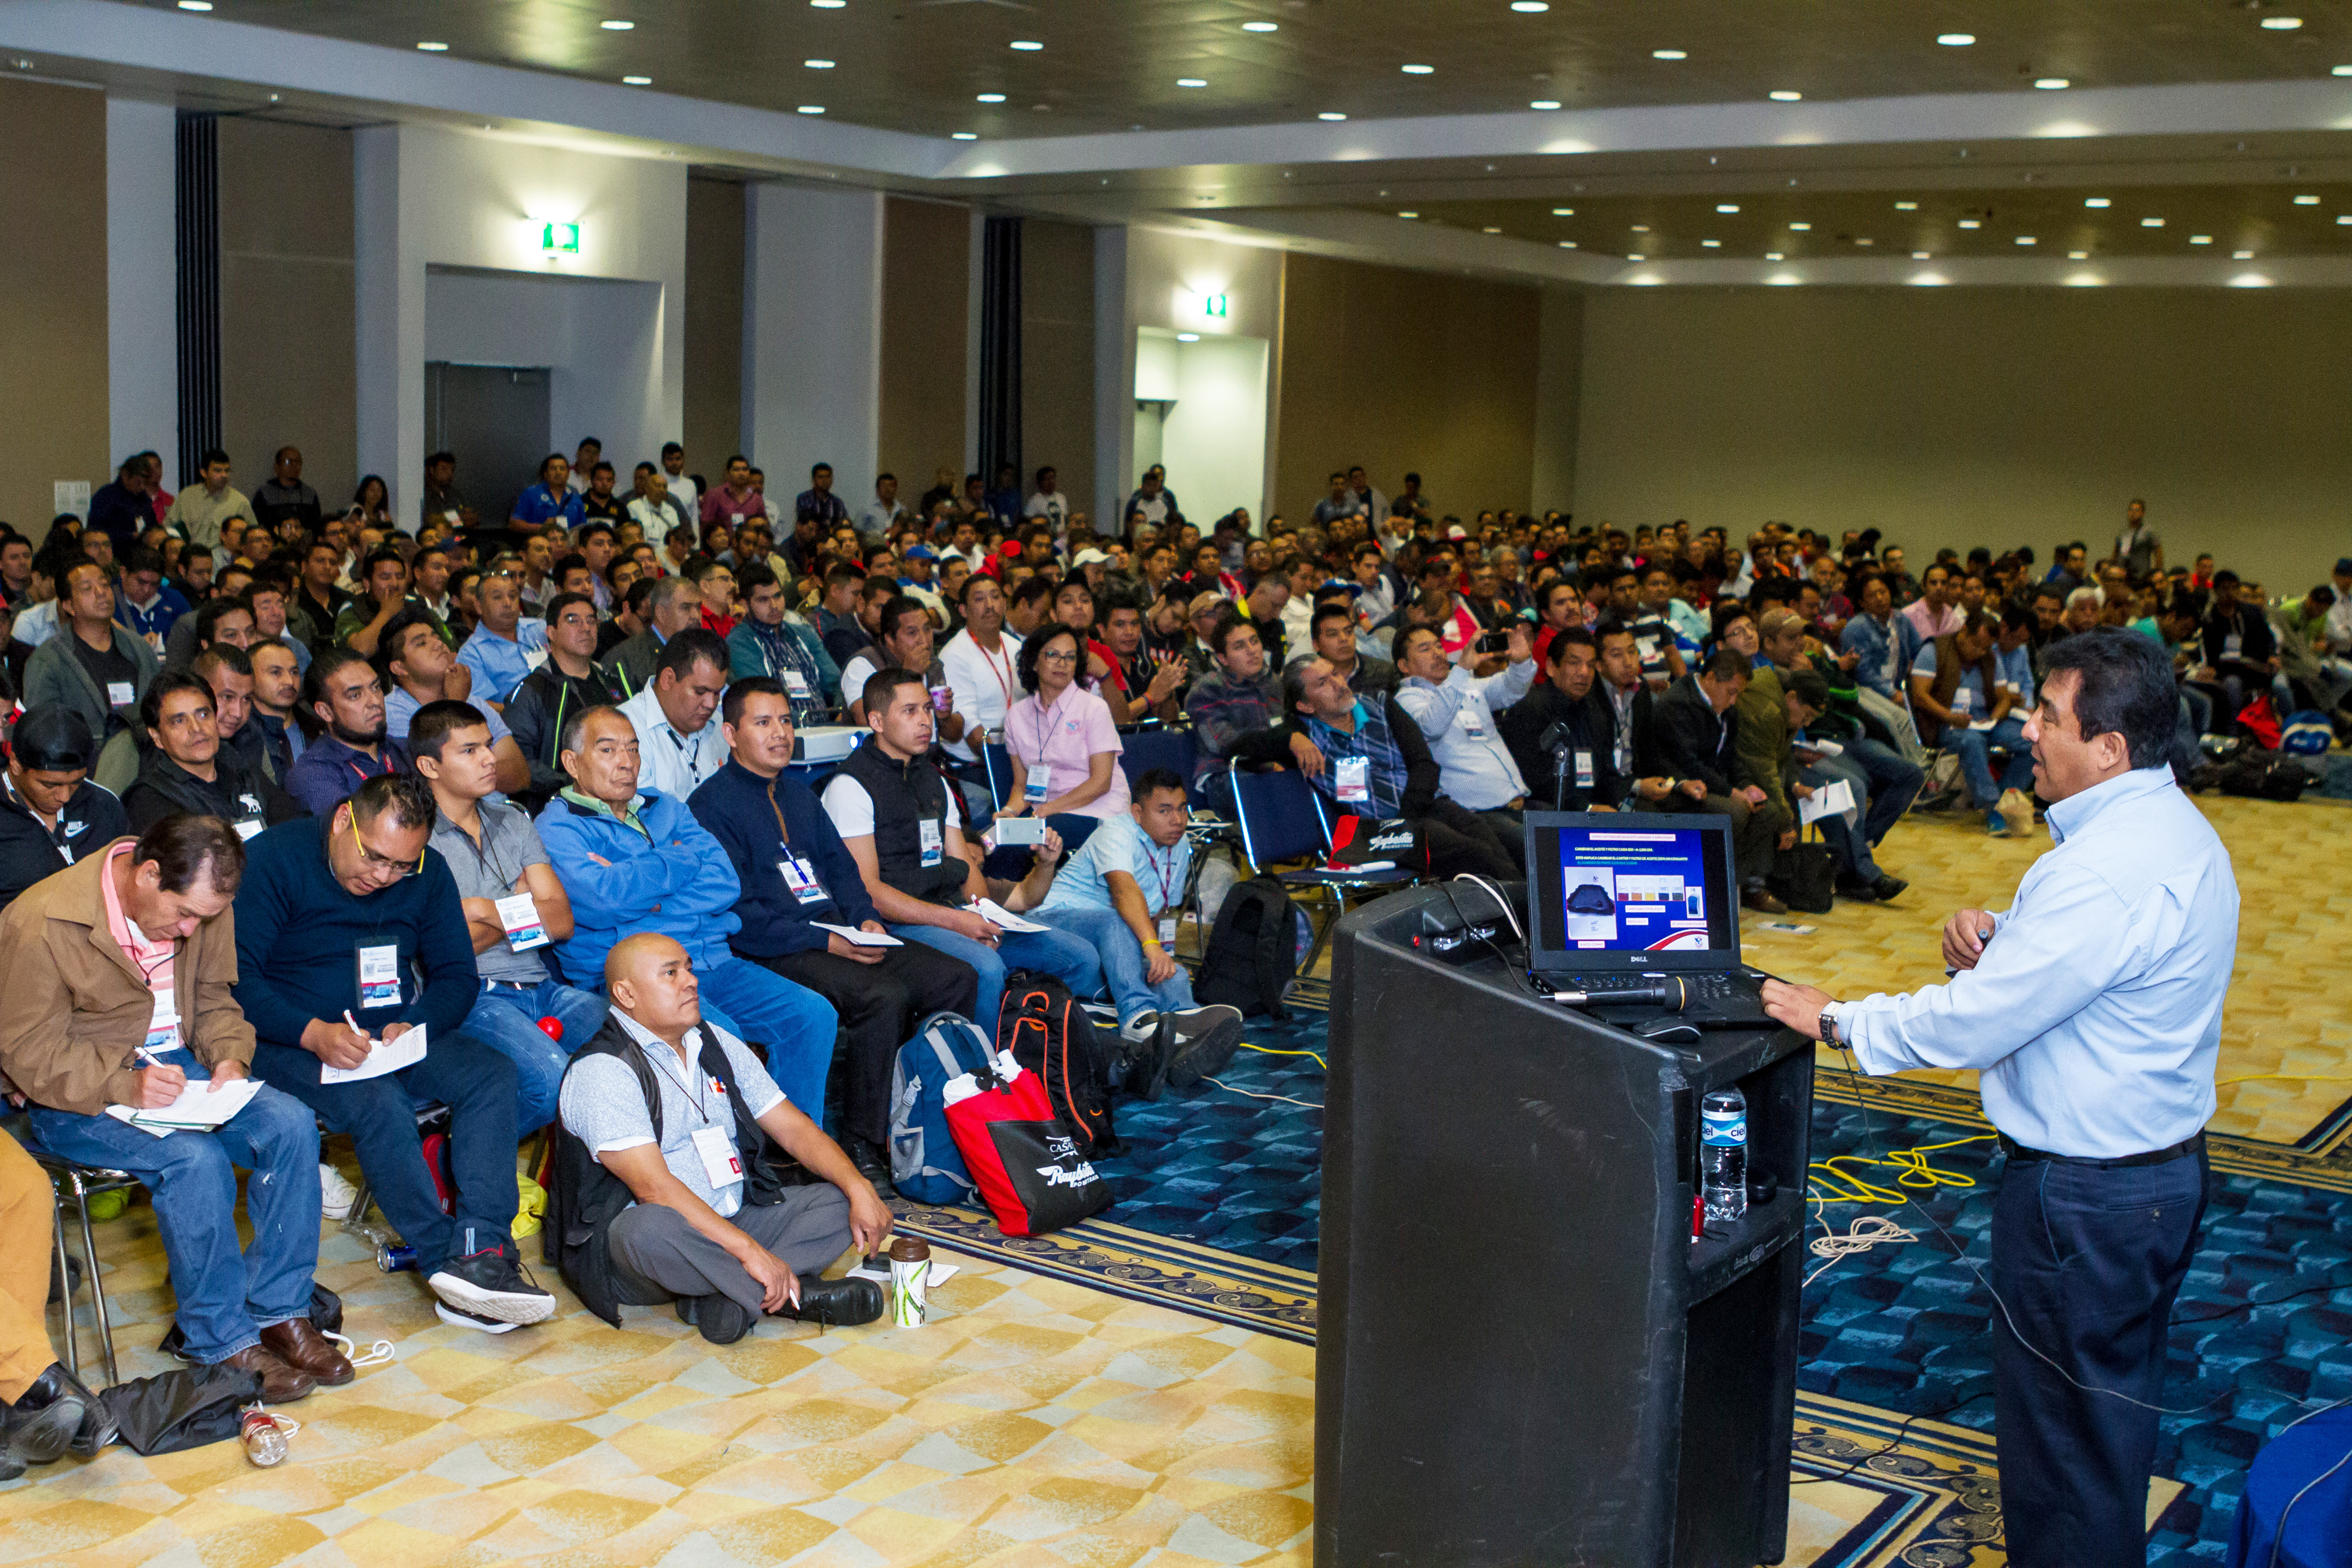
1760, 979, 1833, 1041
1942, 907, 1999, 971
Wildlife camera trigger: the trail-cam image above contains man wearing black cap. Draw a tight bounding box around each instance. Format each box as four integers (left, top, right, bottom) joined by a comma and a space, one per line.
0, 707, 128, 910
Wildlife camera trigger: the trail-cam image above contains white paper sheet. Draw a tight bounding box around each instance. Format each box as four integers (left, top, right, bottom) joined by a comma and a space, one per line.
814, 922, 904, 947
1797, 778, 1857, 827
972, 898, 1048, 934
105, 1075, 265, 1136
319, 1023, 429, 1084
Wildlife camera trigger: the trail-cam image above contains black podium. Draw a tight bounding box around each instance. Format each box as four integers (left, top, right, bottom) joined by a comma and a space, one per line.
1316, 886, 1814, 1567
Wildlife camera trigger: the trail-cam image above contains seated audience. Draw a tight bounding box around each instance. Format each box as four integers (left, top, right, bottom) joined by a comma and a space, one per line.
242, 637, 306, 784
284, 649, 409, 816
1029, 766, 1243, 1071
411, 700, 608, 1135
24, 560, 159, 746
1288, 601, 1399, 700
539, 706, 841, 1121
1393, 621, 1538, 859
687, 678, 978, 1184
607, 576, 701, 696
503, 590, 624, 810
0, 707, 129, 909
1498, 626, 1618, 812
554, 933, 890, 1342
233, 775, 555, 1332
1911, 609, 2038, 836
727, 563, 836, 726
1002, 620, 1129, 841
939, 575, 1024, 774
618, 628, 732, 802
0, 1129, 116, 1474
454, 572, 548, 709
0, 815, 349, 1400
823, 668, 1102, 1028
1651, 646, 1789, 910
122, 672, 306, 838
1185, 612, 1318, 806
376, 607, 528, 792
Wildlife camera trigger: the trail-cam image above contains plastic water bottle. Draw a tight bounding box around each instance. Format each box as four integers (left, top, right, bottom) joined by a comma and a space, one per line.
1700, 1086, 1748, 1225
241, 1405, 288, 1467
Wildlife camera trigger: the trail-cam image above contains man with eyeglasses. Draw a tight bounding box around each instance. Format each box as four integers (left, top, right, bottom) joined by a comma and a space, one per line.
233, 773, 557, 1335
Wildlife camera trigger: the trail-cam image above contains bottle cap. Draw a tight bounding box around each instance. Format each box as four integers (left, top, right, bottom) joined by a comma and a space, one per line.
888, 1236, 930, 1263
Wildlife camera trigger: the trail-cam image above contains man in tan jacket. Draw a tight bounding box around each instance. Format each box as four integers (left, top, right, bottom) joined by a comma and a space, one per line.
0, 815, 348, 1402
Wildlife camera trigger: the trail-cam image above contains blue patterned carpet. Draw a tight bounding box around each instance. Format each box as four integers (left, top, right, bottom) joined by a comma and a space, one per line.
1093, 1007, 2352, 1566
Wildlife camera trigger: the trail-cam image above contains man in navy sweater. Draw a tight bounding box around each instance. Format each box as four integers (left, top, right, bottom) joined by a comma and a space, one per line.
232, 774, 556, 1333
688, 678, 977, 1186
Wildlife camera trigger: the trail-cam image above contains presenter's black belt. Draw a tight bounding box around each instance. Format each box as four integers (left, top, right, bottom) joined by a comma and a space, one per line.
1996, 1131, 2204, 1169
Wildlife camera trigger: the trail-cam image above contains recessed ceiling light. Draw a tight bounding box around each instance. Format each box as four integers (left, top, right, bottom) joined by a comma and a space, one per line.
1401, 63, 1434, 74
1913, 250, 1931, 259
1894, 200, 1918, 210
621, 74, 652, 85
2034, 77, 2069, 89
798, 104, 825, 113
1957, 218, 1981, 229
1530, 99, 1562, 110
810, 0, 844, 7
417, 40, 449, 50
1653, 49, 1687, 60
1788, 221, 1811, 231
1936, 32, 1974, 46
1551, 207, 1573, 215
2190, 235, 2213, 244
951, 131, 977, 140
176, 1, 212, 10
2261, 15, 2303, 28
1242, 20, 1278, 31
2338, 215, 2352, 224
1318, 111, 1347, 120
1715, 203, 1740, 213
2141, 216, 2165, 227
1558, 240, 1577, 248
1765, 251, 1785, 260
804, 58, 834, 68
1768, 89, 1802, 101
1630, 224, 1650, 232
1701, 239, 1721, 247
2015, 236, 2036, 245
976, 92, 1005, 102
1009, 40, 1043, 51
1482, 226, 1502, 233
1511, 1, 1549, 11
1176, 333, 1200, 342
1176, 77, 1207, 87
601, 18, 634, 30
2234, 249, 2255, 258
2336, 64, 2352, 74
1398, 210, 1418, 218
2068, 250, 2089, 259
1855, 237, 1874, 246
2084, 197, 2111, 207
2294, 194, 2321, 204
1627, 254, 1645, 261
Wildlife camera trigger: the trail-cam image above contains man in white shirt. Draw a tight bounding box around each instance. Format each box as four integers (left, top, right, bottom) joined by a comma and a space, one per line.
856, 474, 905, 546
659, 443, 699, 519
1393, 619, 1537, 861
617, 628, 729, 802
1024, 466, 1069, 533
938, 575, 1023, 767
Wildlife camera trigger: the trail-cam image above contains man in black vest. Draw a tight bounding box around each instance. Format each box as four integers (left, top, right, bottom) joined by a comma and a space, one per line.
1497, 625, 1619, 811
553, 932, 889, 1345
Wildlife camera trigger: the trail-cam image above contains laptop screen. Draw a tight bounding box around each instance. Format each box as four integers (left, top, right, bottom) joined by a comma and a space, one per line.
1525, 812, 1739, 972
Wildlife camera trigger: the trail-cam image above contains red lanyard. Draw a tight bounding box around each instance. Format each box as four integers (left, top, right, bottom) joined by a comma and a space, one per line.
975, 639, 1015, 708
1141, 834, 1180, 911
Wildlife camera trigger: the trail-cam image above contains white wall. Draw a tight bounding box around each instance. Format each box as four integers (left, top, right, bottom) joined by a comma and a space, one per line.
106, 94, 176, 481
355, 123, 686, 520
1572, 286, 2352, 594
423, 269, 665, 471
1156, 334, 1270, 531
1120, 227, 1285, 524
742, 182, 882, 503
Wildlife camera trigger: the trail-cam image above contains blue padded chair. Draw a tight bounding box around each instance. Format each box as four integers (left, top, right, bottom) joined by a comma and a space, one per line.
1226, 763, 1416, 984
1118, 727, 1199, 801
982, 741, 1016, 811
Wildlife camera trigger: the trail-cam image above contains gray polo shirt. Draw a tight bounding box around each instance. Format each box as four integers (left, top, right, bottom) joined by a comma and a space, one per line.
556, 1011, 784, 1219
428, 799, 556, 984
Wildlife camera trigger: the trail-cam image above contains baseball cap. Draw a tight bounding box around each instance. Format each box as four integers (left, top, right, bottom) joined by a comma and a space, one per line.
1071, 548, 1110, 567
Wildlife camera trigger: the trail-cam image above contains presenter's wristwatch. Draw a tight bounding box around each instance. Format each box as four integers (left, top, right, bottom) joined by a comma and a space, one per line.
1815, 1002, 1843, 1046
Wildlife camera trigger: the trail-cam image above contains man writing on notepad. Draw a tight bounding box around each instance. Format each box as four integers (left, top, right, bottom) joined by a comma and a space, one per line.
0, 814, 346, 1402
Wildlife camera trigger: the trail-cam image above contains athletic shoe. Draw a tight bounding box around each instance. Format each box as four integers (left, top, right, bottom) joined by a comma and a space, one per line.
428, 1247, 557, 1326
1161, 1005, 1244, 1089
676, 1293, 754, 1345
435, 1301, 521, 1335
319, 1162, 360, 1221
1119, 1011, 1163, 1045
1996, 788, 2040, 838
1986, 810, 2010, 836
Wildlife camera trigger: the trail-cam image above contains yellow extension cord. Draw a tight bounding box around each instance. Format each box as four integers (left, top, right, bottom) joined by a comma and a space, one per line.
1803, 1134, 1998, 1283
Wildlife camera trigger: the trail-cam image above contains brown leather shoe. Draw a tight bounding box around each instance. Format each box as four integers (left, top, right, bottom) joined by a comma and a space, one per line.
259, 1319, 355, 1387
215, 1344, 317, 1404
1741, 885, 1789, 915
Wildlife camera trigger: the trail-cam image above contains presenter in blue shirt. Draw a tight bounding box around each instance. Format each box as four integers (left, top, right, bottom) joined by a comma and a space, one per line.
1764, 628, 2238, 1568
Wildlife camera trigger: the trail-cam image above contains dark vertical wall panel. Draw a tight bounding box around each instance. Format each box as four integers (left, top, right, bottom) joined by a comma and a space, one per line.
0, 79, 108, 541
685, 175, 744, 484
879, 196, 970, 501
175, 112, 222, 487
1018, 218, 1095, 523
977, 215, 1023, 491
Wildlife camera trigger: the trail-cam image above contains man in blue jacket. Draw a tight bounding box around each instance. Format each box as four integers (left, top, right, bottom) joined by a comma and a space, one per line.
688, 678, 977, 1186
233, 774, 556, 1334
538, 705, 839, 1126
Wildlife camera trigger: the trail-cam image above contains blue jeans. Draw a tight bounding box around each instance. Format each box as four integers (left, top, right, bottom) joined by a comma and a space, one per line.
463, 979, 611, 1135
29, 1056, 320, 1363
1034, 906, 1195, 1026
892, 921, 1105, 1034
692, 955, 839, 1131
1947, 717, 2033, 807
1804, 737, 1925, 881
256, 1029, 520, 1274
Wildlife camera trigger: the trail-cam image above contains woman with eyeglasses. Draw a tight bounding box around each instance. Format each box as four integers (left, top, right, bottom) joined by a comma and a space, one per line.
1001, 621, 1128, 849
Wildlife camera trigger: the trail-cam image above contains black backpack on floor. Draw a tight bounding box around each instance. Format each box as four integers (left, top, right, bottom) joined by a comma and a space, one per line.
995, 971, 1122, 1156
1195, 878, 1304, 1020
2215, 750, 2311, 802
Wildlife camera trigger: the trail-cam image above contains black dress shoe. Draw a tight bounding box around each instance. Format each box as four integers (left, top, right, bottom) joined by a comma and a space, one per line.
53, 1366, 116, 1457
4, 1365, 90, 1465
781, 1275, 885, 1327
676, 1292, 753, 1345
1871, 875, 1908, 902
846, 1136, 896, 1193
1832, 871, 1880, 901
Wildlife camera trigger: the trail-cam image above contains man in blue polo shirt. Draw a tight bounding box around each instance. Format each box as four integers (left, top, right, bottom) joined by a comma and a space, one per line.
509, 456, 583, 537
456, 573, 549, 709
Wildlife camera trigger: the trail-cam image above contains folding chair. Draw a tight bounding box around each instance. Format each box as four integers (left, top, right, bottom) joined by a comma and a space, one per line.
1118, 727, 1198, 800
982, 741, 1016, 811
1226, 763, 1416, 985
24, 1146, 140, 1385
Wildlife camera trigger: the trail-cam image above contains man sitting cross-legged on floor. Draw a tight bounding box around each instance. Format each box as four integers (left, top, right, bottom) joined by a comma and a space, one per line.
233, 774, 556, 1334
687, 677, 978, 1188
538, 706, 841, 1127
0, 815, 351, 1400
554, 933, 890, 1345
1028, 766, 1243, 1095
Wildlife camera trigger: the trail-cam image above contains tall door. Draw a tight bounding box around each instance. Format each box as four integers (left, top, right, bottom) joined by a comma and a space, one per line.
424, 363, 552, 527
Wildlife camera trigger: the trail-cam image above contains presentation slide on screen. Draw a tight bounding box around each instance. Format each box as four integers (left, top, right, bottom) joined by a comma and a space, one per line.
1559, 830, 1712, 951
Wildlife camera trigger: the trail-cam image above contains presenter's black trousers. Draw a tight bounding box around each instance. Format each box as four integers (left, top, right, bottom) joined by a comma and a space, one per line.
749, 942, 979, 1147
1988, 1144, 2209, 1568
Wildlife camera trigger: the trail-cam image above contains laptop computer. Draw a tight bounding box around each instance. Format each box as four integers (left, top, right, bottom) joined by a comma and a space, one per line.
1522, 811, 1774, 1028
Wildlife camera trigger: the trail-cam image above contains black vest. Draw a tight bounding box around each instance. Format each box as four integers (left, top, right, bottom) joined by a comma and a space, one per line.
837, 740, 968, 906
551, 1013, 787, 1326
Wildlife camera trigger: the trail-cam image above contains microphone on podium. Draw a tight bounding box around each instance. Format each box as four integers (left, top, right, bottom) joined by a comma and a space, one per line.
1547, 976, 1692, 1012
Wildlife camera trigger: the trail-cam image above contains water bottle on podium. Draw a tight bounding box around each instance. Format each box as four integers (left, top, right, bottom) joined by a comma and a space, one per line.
1700, 1085, 1748, 1224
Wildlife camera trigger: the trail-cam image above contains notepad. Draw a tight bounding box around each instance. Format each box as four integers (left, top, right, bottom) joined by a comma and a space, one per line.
1798, 778, 1858, 827
813, 923, 904, 948
973, 898, 1048, 934
319, 1023, 429, 1084
105, 1076, 265, 1137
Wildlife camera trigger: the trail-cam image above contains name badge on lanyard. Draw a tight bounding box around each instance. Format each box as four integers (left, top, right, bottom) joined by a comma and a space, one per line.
1335, 756, 1370, 804
1025, 763, 1051, 803
690, 1125, 743, 1188
356, 943, 402, 1011
495, 891, 549, 951
144, 985, 183, 1055
106, 681, 135, 708
1158, 915, 1178, 947
1574, 749, 1595, 789
1458, 706, 1487, 739
779, 857, 830, 905
918, 818, 945, 867
782, 667, 811, 699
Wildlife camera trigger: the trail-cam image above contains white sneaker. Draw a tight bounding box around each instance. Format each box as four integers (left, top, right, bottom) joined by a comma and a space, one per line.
1995, 788, 2040, 838
1120, 1011, 1163, 1045
320, 1162, 360, 1221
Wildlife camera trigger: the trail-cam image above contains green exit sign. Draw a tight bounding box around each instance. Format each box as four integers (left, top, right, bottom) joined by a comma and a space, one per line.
1202, 293, 1228, 318
540, 222, 580, 254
